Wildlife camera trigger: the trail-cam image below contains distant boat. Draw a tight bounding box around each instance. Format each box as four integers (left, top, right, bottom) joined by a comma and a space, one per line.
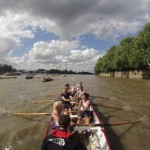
25, 75, 33, 79
4, 72, 21, 76
42, 77, 53, 82
0, 76, 17, 79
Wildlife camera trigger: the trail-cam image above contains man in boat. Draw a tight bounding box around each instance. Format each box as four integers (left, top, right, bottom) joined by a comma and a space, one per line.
61, 88, 73, 113
64, 83, 75, 100
77, 92, 92, 124
41, 115, 87, 150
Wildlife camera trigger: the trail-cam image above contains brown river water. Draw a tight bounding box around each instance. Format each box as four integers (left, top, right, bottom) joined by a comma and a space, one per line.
0, 75, 150, 150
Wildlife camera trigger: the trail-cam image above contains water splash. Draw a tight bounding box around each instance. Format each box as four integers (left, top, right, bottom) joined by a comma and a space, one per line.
110, 96, 118, 100
0, 107, 11, 115
139, 115, 149, 121
2, 142, 14, 150
122, 105, 131, 111
18, 95, 29, 101
15, 136, 23, 145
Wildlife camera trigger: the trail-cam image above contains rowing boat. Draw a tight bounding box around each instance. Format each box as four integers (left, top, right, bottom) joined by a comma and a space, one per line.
42, 104, 111, 150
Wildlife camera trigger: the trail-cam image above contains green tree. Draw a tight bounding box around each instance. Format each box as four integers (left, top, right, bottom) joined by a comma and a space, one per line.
130, 23, 150, 69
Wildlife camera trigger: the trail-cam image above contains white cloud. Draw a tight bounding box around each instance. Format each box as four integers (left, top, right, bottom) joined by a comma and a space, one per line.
4, 40, 101, 72
0, 0, 150, 39
27, 40, 100, 72
0, 0, 150, 71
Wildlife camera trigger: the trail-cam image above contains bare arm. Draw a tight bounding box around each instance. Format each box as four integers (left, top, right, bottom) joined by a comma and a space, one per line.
61, 96, 70, 102
78, 100, 83, 110
51, 111, 59, 123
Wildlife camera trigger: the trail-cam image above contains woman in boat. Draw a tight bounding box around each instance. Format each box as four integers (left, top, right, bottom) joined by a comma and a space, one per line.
41, 115, 87, 150
77, 92, 92, 125
51, 101, 63, 128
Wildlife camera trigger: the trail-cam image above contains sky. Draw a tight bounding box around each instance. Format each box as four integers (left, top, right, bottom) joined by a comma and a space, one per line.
0, 0, 150, 72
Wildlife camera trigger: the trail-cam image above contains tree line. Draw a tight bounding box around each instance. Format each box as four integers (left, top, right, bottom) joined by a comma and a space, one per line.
0, 64, 93, 75
0, 64, 16, 74
94, 23, 150, 74
37, 69, 93, 74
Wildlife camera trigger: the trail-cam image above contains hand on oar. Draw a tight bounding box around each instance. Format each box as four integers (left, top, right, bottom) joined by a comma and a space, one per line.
12, 112, 51, 116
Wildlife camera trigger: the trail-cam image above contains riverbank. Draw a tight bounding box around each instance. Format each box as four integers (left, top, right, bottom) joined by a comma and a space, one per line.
99, 70, 150, 79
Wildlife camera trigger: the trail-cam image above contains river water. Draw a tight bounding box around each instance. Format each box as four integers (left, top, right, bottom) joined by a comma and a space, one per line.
0, 75, 150, 150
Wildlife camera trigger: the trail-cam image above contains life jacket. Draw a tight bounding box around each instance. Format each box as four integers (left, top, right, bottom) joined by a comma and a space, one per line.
50, 129, 73, 138
41, 129, 87, 150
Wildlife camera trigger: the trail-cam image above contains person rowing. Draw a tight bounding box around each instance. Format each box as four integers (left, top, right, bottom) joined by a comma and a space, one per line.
77, 92, 92, 124
64, 83, 75, 101
41, 115, 87, 150
61, 88, 73, 113
51, 101, 63, 129
75, 81, 83, 93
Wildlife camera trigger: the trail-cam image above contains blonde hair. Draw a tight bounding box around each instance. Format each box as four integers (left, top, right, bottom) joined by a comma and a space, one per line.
53, 101, 62, 114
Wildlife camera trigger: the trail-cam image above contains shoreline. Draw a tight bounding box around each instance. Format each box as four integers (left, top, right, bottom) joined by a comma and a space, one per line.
98, 70, 150, 79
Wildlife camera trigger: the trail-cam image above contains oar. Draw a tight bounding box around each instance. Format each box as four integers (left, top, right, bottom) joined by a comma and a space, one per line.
72, 78, 75, 86
31, 99, 60, 103
93, 104, 122, 110
90, 95, 110, 100
31, 100, 54, 104
93, 104, 131, 111
76, 120, 141, 127
12, 112, 51, 116
47, 92, 61, 96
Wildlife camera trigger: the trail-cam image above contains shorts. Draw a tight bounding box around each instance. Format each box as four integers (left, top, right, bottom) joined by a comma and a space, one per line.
78, 110, 91, 118
63, 101, 72, 110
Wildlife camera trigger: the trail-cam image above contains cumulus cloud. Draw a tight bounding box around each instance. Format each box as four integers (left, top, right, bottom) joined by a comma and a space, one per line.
27, 40, 100, 72
0, 0, 150, 71
2, 40, 100, 72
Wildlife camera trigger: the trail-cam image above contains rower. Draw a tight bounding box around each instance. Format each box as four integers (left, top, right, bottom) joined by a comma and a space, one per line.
77, 92, 92, 124
51, 101, 63, 129
60, 88, 73, 114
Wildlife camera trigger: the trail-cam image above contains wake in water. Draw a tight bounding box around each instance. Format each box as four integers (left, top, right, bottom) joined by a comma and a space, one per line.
0, 107, 11, 116
110, 96, 118, 100
1, 141, 14, 150
122, 105, 131, 111
18, 95, 29, 102
139, 115, 149, 122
